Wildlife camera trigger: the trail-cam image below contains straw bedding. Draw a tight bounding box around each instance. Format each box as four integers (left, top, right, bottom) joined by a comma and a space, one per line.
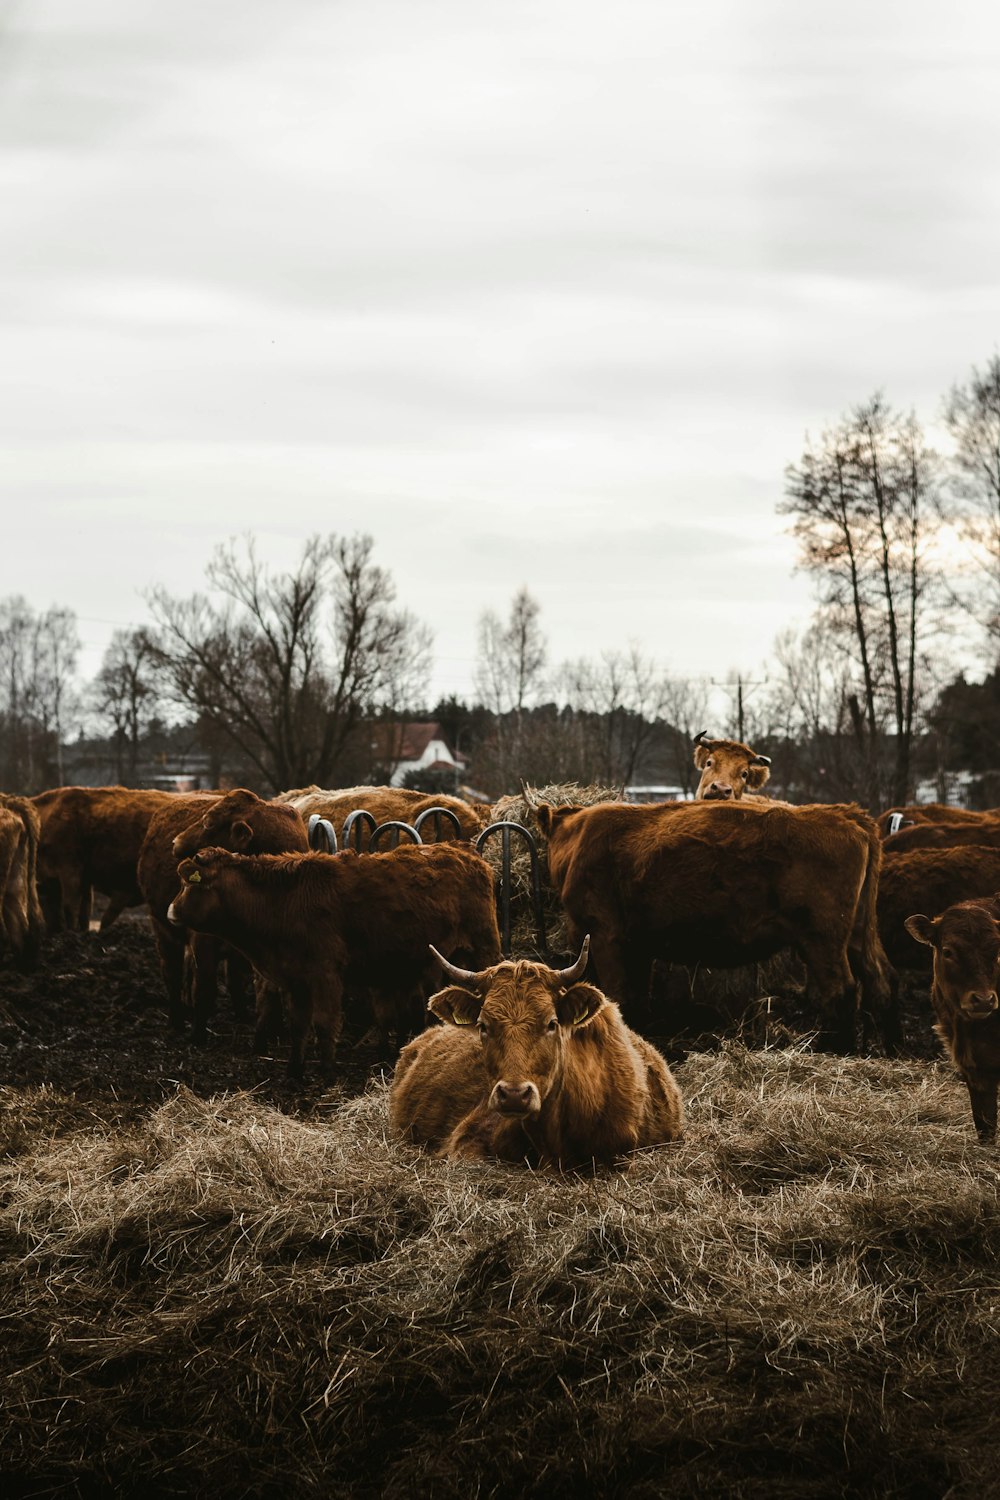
2, 1046, 999, 1498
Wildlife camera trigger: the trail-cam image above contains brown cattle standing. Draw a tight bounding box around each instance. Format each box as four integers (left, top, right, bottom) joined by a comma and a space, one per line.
0, 795, 45, 967
31, 785, 181, 931
883, 818, 1000, 854
167, 842, 501, 1079
275, 785, 488, 845
138, 789, 308, 1041
878, 847, 1000, 969
905, 897, 1000, 1142
692, 731, 771, 801
390, 938, 683, 1169
876, 803, 989, 839
537, 799, 897, 1053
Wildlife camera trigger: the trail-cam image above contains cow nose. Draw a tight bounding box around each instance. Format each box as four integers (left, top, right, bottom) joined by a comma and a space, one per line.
968, 990, 998, 1014
710, 783, 734, 799
491, 1080, 539, 1115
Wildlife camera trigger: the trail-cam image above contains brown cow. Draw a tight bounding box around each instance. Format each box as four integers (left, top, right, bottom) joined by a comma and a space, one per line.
31, 785, 182, 931
878, 847, 1000, 970
390, 938, 683, 1169
138, 789, 308, 1041
883, 818, 1000, 855
905, 897, 1000, 1142
876, 803, 991, 839
167, 842, 501, 1079
692, 731, 771, 801
0, 795, 45, 967
537, 799, 897, 1053
275, 785, 489, 846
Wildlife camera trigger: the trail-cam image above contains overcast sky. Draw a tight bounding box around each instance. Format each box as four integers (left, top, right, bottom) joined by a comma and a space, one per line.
3, 0, 999, 706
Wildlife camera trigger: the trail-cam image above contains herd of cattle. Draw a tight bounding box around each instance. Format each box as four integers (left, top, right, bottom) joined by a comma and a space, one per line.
3, 732, 1000, 1161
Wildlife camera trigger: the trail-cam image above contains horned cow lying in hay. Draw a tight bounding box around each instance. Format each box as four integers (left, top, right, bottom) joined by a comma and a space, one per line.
390, 939, 684, 1169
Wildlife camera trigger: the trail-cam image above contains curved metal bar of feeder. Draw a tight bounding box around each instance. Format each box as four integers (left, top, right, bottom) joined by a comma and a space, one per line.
413, 805, 463, 841
475, 819, 549, 961
341, 808, 378, 850
368, 820, 422, 851
309, 817, 337, 854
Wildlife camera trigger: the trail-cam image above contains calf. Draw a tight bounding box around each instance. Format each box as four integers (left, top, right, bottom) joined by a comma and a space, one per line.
692, 731, 771, 801
878, 847, 1000, 970
390, 939, 683, 1169
138, 790, 308, 1040
906, 898, 1000, 1142
167, 842, 501, 1079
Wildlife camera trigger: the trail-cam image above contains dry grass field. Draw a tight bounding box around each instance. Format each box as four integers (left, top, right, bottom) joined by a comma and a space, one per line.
2, 924, 1000, 1497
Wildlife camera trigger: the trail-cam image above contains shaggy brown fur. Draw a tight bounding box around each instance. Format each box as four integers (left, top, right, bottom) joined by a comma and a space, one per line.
274, 785, 489, 846
537, 799, 897, 1053
168, 843, 501, 1079
875, 802, 991, 838
692, 734, 771, 801
0, 796, 44, 967
30, 785, 181, 931
878, 847, 1000, 969
391, 955, 683, 1168
906, 897, 1000, 1141
138, 791, 308, 1040
884, 816, 1000, 853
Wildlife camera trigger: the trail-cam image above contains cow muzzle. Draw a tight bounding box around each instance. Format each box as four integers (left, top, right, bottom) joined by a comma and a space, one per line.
703, 783, 735, 800
961, 990, 999, 1020
166, 901, 183, 928
489, 1080, 541, 1118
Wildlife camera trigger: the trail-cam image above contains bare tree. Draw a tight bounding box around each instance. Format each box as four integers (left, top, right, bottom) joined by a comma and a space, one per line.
0, 598, 80, 791
781, 394, 935, 805
92, 628, 160, 784
474, 587, 547, 787
561, 645, 669, 785
148, 534, 432, 792
940, 352, 1000, 641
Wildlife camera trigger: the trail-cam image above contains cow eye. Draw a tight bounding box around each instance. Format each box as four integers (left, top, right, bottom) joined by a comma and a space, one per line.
546, 1018, 558, 1033
705, 758, 713, 768
942, 947, 954, 961
741, 770, 748, 780
478, 1021, 488, 1039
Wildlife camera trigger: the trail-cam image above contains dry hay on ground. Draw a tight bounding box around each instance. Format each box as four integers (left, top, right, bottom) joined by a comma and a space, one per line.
2, 1046, 1000, 1498
485, 781, 623, 958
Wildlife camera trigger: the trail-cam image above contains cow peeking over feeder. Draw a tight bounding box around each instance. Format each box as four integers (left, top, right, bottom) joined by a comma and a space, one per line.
389, 938, 684, 1170
692, 731, 771, 801
905, 897, 1000, 1143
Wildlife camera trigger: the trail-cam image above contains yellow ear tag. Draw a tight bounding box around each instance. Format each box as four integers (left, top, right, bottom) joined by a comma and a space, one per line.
453, 1012, 475, 1026
187, 870, 202, 883
572, 1003, 590, 1026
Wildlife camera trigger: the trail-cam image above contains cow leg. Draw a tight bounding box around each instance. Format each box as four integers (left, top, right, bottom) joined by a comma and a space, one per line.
151, 918, 187, 1031
312, 979, 344, 1079
588, 930, 652, 1021
226, 950, 254, 1023
97, 890, 131, 933
38, 877, 62, 932
189, 933, 220, 1046
796, 939, 859, 1053
254, 979, 285, 1054
965, 1070, 998, 1144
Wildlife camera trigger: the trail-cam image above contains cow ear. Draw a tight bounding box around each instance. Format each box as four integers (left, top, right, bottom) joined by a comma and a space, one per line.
429, 987, 484, 1028
177, 858, 208, 885
904, 914, 936, 947
746, 763, 771, 791
692, 743, 711, 770
557, 983, 606, 1029
230, 820, 253, 850
535, 806, 553, 836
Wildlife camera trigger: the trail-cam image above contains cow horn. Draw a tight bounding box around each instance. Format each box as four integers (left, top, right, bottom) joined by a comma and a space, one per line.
556, 935, 591, 985
429, 945, 490, 990
752, 753, 772, 766
693, 729, 708, 745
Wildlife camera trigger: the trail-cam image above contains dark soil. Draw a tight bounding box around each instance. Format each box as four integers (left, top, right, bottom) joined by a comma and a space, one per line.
0, 915, 388, 1131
